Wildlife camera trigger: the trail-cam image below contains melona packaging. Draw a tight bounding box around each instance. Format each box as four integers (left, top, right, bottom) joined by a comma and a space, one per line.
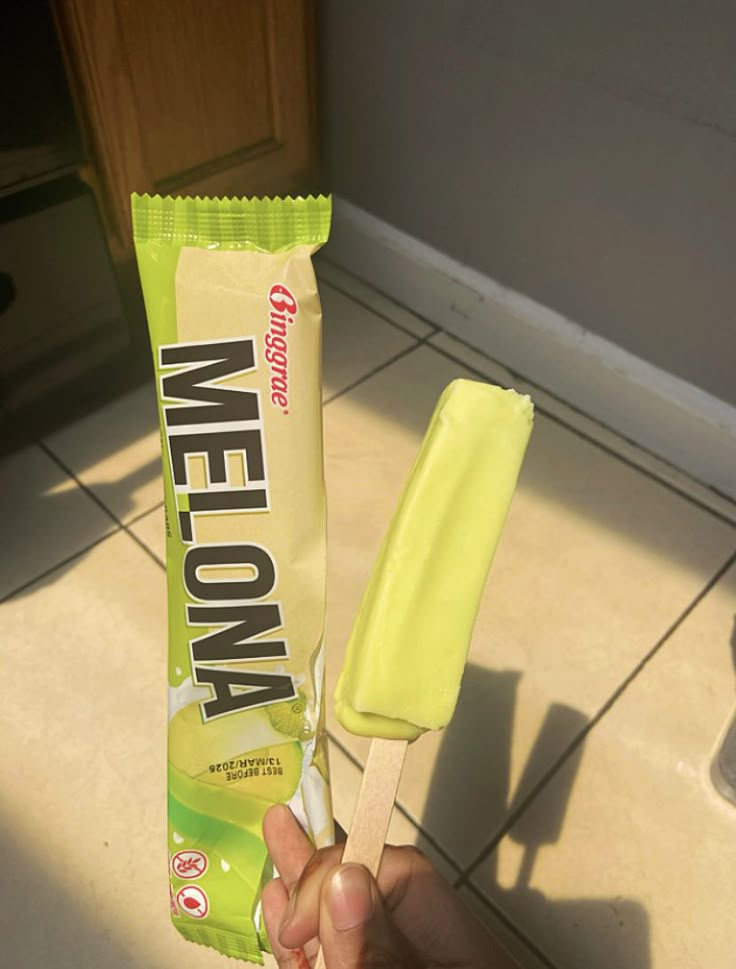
132, 194, 333, 963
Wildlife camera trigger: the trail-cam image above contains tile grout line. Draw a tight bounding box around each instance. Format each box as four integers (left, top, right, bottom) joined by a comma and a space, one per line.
323, 332, 438, 407
461, 882, 561, 969
0, 529, 122, 604
319, 261, 443, 339
0, 504, 168, 603
425, 337, 736, 528
454, 545, 736, 891
124, 524, 167, 570
34, 437, 167, 571
124, 500, 168, 570
127, 498, 165, 528
1, 405, 168, 595
326, 730, 463, 876
33, 438, 126, 526
320, 276, 430, 341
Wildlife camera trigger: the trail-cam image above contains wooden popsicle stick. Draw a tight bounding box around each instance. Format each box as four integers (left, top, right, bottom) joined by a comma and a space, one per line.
340, 737, 409, 871
314, 737, 408, 969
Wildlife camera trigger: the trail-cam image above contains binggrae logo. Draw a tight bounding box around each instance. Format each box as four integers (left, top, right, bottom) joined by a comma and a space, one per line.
264, 284, 297, 414
158, 337, 296, 722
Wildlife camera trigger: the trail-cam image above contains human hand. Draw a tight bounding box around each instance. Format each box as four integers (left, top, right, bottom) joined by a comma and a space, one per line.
262, 803, 519, 968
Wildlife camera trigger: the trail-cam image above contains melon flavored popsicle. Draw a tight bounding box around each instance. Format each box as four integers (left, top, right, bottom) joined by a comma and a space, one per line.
334, 378, 533, 870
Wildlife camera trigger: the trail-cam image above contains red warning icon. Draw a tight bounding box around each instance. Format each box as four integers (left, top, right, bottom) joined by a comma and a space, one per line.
172, 849, 208, 880
176, 885, 209, 919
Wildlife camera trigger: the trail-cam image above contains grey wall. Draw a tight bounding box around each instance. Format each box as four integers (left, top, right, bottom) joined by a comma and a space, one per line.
319, 1, 736, 405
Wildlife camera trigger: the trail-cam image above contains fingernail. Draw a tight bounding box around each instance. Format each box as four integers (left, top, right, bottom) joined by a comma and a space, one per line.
327, 865, 374, 932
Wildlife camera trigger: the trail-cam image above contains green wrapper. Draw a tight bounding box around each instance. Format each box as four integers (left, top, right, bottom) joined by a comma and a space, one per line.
132, 194, 333, 963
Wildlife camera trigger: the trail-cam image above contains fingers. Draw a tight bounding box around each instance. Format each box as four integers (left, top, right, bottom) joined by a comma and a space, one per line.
275, 842, 420, 953
319, 864, 409, 969
263, 804, 317, 892
261, 878, 307, 969
263, 805, 345, 966
277, 844, 345, 949
284, 840, 511, 968
263, 808, 514, 968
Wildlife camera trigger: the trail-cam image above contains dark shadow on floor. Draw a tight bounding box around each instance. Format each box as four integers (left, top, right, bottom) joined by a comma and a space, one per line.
417, 664, 651, 969
0, 453, 164, 601
711, 615, 736, 803
418, 667, 521, 870
0, 813, 149, 969
496, 891, 651, 969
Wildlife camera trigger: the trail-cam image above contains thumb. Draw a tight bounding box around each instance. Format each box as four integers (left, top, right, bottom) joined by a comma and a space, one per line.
319, 864, 405, 968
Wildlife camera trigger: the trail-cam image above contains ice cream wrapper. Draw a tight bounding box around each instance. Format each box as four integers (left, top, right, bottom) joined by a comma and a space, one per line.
132, 194, 333, 962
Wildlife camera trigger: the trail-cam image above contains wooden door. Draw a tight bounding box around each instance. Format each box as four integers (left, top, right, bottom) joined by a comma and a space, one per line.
54, 0, 317, 258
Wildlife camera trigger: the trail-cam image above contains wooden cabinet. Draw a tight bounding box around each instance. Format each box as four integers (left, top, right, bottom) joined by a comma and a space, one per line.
53, 0, 317, 258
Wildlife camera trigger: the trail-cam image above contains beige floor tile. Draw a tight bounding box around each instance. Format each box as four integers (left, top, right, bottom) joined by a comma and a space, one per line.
0, 530, 234, 968
0, 439, 116, 599
322, 344, 735, 866
430, 331, 736, 526
321, 280, 418, 398
128, 502, 166, 565
318, 257, 435, 338
43, 383, 164, 524
327, 739, 460, 883
469, 561, 736, 969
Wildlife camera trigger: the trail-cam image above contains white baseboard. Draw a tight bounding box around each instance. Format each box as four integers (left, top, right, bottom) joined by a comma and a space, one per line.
330, 196, 736, 501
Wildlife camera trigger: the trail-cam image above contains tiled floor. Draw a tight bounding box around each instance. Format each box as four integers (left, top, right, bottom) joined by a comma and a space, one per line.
2, 262, 735, 969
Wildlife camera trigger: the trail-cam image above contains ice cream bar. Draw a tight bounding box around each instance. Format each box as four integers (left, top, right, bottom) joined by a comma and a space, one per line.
335, 379, 533, 742
314, 378, 533, 969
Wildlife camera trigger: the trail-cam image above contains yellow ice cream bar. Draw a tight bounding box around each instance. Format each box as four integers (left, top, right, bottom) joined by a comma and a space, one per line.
334, 379, 533, 741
